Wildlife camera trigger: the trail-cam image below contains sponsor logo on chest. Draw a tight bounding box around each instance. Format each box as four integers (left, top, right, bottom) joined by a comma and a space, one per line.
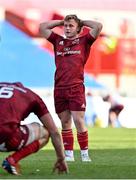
57, 39, 80, 56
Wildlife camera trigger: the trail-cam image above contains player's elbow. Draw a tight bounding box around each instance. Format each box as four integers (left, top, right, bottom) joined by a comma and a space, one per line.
97, 22, 103, 32
39, 22, 47, 32
94, 23, 103, 38
39, 22, 51, 34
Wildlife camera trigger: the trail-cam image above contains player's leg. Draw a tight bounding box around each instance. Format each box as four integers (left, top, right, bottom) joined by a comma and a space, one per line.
2, 122, 49, 175
25, 122, 49, 147
69, 84, 91, 162
58, 110, 74, 161
71, 111, 91, 162
54, 88, 74, 161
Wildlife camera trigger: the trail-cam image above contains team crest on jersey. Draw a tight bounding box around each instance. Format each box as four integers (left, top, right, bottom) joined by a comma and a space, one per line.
59, 41, 64, 45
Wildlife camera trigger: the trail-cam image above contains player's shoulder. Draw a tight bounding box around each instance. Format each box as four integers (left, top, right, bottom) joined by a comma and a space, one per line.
50, 31, 62, 39
0, 82, 24, 88
80, 32, 94, 38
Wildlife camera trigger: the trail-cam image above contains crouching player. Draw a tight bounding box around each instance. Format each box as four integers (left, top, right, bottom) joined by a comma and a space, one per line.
0, 82, 68, 175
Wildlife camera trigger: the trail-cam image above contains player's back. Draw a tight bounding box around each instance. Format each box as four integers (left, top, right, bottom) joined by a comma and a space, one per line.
0, 82, 37, 126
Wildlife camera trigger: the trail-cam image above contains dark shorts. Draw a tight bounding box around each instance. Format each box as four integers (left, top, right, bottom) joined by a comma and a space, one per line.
0, 125, 29, 152
54, 84, 86, 114
109, 104, 124, 115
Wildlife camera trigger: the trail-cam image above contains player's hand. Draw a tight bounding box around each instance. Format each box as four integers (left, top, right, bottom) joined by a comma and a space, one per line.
52, 159, 69, 174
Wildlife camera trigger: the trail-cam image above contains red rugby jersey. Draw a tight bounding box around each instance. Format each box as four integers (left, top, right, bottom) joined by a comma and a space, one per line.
0, 82, 48, 126
48, 32, 96, 88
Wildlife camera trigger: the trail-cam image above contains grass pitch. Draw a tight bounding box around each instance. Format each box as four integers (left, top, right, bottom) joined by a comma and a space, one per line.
0, 127, 136, 179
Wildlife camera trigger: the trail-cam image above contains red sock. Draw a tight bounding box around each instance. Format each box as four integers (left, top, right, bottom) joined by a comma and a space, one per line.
9, 140, 40, 163
61, 129, 74, 150
77, 131, 88, 150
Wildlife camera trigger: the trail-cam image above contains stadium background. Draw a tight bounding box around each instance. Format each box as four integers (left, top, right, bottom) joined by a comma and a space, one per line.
0, 0, 136, 128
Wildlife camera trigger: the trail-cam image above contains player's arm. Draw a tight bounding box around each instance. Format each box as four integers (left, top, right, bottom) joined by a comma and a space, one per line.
39, 20, 64, 39
82, 20, 103, 39
40, 113, 68, 173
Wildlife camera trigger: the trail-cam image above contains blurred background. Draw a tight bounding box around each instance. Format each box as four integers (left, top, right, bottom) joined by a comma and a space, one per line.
0, 0, 136, 128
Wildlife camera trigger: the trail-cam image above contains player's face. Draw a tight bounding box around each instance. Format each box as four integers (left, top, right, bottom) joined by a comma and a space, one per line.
64, 19, 79, 39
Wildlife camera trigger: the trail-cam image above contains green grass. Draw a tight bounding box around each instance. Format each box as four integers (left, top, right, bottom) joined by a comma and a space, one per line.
0, 128, 136, 179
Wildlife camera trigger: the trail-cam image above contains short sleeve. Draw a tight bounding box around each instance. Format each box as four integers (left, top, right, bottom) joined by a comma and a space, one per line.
33, 95, 49, 118
47, 32, 61, 45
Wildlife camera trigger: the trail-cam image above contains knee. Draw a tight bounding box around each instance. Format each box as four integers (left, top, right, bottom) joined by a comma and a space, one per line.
74, 117, 86, 131
39, 127, 50, 146
31, 122, 50, 142
61, 120, 72, 129
44, 127, 50, 143
58, 111, 72, 128
40, 126, 50, 141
